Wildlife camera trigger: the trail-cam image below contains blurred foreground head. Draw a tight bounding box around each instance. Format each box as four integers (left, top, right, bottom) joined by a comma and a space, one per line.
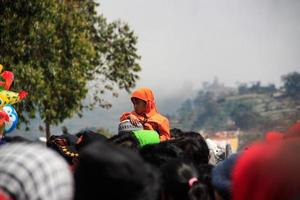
74, 141, 159, 200
161, 160, 214, 200
0, 143, 74, 200
232, 138, 300, 200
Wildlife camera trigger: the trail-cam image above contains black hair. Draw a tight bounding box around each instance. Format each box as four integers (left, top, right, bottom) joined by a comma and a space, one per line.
169, 136, 210, 165
46, 134, 78, 165
75, 129, 107, 151
74, 141, 160, 200
170, 128, 185, 138
108, 132, 140, 151
161, 160, 213, 200
3, 136, 31, 143
139, 141, 183, 168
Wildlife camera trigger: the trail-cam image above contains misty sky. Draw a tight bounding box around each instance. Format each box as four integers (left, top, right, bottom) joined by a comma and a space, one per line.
99, 0, 300, 98
17, 0, 300, 137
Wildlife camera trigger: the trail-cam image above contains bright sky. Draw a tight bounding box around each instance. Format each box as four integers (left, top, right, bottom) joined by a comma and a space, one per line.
98, 0, 300, 97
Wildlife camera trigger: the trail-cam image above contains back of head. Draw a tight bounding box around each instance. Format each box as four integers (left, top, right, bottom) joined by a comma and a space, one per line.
108, 132, 140, 150
161, 160, 213, 200
75, 129, 107, 150
232, 139, 300, 200
0, 143, 73, 200
140, 141, 183, 168
212, 154, 239, 200
169, 137, 210, 165
75, 141, 159, 200
47, 134, 79, 165
170, 128, 185, 138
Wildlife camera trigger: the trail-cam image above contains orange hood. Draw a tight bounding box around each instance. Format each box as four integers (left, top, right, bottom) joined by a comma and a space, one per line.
131, 87, 157, 117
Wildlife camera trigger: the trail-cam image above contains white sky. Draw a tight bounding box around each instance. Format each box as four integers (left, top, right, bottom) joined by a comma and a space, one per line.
98, 0, 300, 98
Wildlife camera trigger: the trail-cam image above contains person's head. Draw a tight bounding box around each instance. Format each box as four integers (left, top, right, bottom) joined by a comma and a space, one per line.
169, 137, 210, 165
140, 141, 183, 168
170, 128, 185, 138
232, 139, 300, 200
161, 160, 213, 200
132, 97, 147, 114
74, 141, 160, 200
47, 134, 79, 166
75, 129, 107, 151
212, 154, 239, 200
131, 87, 157, 116
0, 143, 74, 200
108, 132, 140, 151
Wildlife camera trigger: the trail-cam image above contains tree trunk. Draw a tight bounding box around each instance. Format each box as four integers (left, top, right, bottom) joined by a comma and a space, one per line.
45, 121, 51, 141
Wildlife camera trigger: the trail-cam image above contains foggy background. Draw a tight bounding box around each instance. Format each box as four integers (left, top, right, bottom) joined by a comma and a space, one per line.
18, 0, 300, 138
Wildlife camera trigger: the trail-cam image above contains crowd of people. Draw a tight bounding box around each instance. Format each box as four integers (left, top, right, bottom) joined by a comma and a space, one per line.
0, 87, 298, 200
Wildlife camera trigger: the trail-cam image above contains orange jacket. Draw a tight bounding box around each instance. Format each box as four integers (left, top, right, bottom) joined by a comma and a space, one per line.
120, 87, 170, 141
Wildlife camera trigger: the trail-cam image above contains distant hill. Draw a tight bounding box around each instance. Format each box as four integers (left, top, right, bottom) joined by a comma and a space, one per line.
170, 76, 300, 133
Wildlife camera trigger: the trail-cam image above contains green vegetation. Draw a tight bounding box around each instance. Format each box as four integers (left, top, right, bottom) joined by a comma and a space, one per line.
0, 0, 141, 139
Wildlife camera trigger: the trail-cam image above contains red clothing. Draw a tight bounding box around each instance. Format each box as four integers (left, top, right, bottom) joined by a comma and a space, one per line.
120, 87, 170, 141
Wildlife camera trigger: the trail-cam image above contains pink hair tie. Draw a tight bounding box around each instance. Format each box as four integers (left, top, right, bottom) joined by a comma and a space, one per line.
188, 177, 198, 188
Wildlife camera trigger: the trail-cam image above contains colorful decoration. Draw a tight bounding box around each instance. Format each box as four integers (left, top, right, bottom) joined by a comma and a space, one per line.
0, 111, 9, 138
0, 64, 28, 137
0, 90, 27, 109
3, 104, 18, 134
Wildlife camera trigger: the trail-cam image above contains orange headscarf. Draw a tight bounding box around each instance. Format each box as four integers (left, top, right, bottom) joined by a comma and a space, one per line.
120, 87, 170, 141
131, 87, 157, 117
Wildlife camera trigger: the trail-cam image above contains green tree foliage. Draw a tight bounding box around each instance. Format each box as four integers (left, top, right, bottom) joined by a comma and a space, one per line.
225, 100, 263, 130
238, 82, 276, 94
192, 91, 229, 131
282, 72, 300, 100
0, 0, 141, 139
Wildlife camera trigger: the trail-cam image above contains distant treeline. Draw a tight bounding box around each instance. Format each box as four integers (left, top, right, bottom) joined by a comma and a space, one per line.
170, 71, 300, 132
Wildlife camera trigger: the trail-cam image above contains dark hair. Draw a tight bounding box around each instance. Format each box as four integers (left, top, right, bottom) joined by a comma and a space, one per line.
108, 132, 139, 151
75, 129, 107, 151
3, 136, 31, 143
170, 129, 205, 141
139, 141, 183, 168
169, 136, 210, 165
170, 128, 185, 138
161, 160, 213, 200
46, 134, 79, 165
75, 141, 160, 200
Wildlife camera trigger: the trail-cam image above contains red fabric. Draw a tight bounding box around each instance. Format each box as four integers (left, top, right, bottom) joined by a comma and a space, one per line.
232, 139, 300, 200
0, 111, 9, 128
265, 131, 283, 142
18, 91, 28, 100
0, 191, 11, 200
120, 87, 170, 141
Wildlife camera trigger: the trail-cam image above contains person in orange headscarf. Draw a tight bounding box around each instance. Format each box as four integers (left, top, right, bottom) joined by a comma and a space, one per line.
120, 87, 170, 141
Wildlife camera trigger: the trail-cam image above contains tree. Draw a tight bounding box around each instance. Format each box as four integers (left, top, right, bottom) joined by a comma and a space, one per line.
192, 91, 229, 131
282, 72, 300, 100
225, 100, 262, 130
0, 0, 141, 139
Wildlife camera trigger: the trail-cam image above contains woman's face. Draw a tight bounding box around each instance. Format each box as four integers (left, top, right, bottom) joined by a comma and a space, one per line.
132, 98, 147, 114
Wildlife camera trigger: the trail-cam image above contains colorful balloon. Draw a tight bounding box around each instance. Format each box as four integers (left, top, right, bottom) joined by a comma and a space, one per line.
3, 105, 18, 134
0, 90, 27, 109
